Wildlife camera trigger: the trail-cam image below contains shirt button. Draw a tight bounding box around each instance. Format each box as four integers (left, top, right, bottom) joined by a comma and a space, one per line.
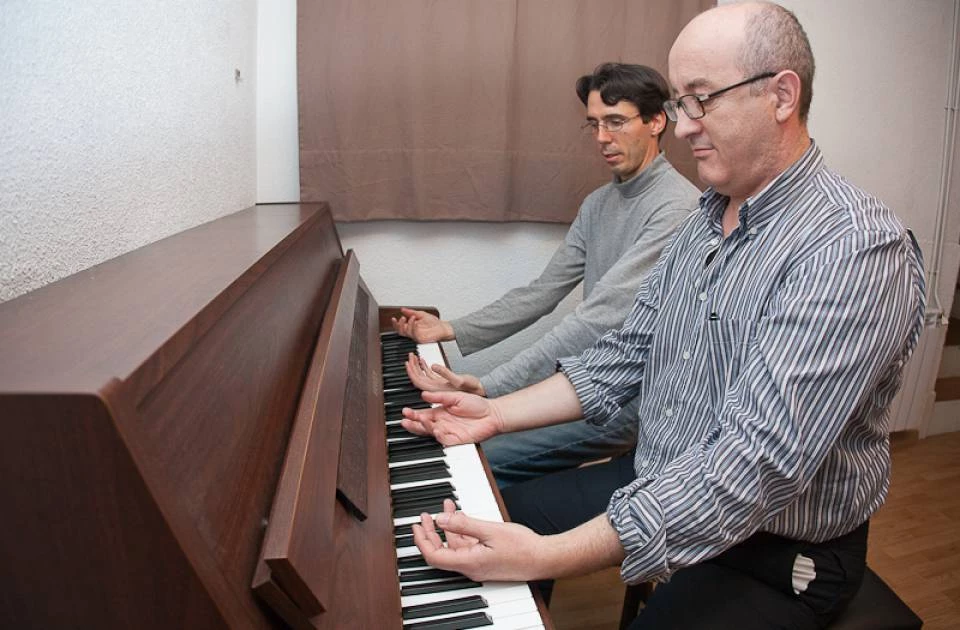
710, 237, 720, 246
664, 408, 674, 417
698, 292, 707, 302
748, 227, 758, 236
682, 350, 691, 360
640, 459, 650, 468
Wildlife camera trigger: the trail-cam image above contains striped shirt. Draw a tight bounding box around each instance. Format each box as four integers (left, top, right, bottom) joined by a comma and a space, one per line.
559, 142, 926, 584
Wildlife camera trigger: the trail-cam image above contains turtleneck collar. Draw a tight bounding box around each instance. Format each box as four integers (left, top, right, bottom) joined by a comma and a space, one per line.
611, 152, 672, 199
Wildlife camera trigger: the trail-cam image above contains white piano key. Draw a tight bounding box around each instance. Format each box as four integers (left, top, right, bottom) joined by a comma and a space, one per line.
401, 581, 537, 609
405, 595, 539, 629
416, 342, 446, 368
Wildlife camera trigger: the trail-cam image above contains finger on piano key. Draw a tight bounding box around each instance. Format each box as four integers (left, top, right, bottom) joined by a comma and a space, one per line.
416, 343, 446, 369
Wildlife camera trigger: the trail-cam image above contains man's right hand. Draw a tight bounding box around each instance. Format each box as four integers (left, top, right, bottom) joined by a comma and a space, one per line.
400, 391, 504, 446
405, 353, 486, 396
391, 307, 455, 343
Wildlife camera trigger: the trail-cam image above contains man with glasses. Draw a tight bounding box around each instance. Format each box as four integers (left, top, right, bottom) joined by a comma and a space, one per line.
401, 3, 925, 628
393, 62, 699, 487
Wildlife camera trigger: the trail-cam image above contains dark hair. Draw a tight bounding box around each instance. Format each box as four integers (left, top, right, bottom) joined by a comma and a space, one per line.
575, 63, 670, 138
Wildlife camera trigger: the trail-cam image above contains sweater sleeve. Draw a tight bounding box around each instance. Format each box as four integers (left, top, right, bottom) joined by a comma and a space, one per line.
479, 206, 690, 397
449, 213, 588, 356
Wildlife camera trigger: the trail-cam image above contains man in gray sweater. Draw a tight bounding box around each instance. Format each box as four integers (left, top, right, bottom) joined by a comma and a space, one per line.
393, 63, 700, 487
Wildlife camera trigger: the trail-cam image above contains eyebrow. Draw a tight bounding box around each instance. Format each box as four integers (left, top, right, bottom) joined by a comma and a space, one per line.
680, 77, 714, 94
585, 113, 633, 121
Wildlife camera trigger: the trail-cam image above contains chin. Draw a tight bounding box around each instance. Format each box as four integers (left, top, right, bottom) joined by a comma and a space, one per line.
696, 165, 727, 191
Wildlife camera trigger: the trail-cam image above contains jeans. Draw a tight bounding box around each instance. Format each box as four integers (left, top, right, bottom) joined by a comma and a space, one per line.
483, 402, 639, 489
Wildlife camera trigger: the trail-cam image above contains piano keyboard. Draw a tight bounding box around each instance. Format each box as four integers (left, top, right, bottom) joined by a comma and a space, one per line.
381, 332, 545, 630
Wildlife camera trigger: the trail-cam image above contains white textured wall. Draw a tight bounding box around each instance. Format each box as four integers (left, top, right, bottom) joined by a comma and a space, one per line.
0, 1, 258, 302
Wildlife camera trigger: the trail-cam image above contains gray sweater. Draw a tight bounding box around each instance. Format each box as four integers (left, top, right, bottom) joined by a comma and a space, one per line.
450, 153, 700, 397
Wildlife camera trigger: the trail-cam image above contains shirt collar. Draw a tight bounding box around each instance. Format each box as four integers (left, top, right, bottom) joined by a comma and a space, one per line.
700, 140, 824, 233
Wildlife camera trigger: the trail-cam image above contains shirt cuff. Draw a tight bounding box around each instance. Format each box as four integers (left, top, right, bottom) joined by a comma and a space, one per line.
448, 318, 483, 356
557, 356, 607, 426
479, 375, 504, 398
607, 478, 669, 584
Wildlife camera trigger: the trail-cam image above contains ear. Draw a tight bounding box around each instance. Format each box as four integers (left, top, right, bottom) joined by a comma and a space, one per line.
649, 110, 667, 137
772, 70, 802, 123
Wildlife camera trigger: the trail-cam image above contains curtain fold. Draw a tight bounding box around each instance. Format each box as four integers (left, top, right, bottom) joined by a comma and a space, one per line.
298, 0, 713, 222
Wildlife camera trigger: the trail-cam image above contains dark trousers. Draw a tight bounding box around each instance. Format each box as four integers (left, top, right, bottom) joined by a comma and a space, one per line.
502, 454, 869, 629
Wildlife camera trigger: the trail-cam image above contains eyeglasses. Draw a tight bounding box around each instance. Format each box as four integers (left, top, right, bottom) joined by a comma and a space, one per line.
662, 72, 777, 122
580, 113, 642, 134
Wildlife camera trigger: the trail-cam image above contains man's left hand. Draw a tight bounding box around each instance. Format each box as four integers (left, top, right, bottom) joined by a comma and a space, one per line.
412, 499, 547, 582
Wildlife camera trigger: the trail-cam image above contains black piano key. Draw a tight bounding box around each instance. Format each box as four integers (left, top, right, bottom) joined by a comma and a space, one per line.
389, 447, 445, 464
393, 499, 460, 519
397, 555, 429, 570
389, 451, 445, 466
382, 351, 417, 360
383, 346, 412, 354
398, 567, 463, 583
393, 523, 413, 536
401, 595, 488, 621
387, 433, 434, 444
394, 523, 417, 537
392, 495, 458, 516
388, 436, 440, 451
391, 468, 452, 485
382, 366, 412, 379
384, 384, 420, 396
387, 424, 421, 439
387, 404, 431, 418
389, 451, 445, 465
391, 481, 454, 500
386, 403, 432, 417
393, 493, 458, 513
381, 341, 417, 351
382, 343, 417, 352
380, 336, 417, 348
400, 576, 483, 597
388, 445, 443, 460
382, 367, 414, 377
384, 391, 428, 406
395, 530, 447, 548
392, 491, 458, 510
388, 438, 441, 451
403, 611, 493, 630
390, 461, 451, 484
394, 498, 459, 515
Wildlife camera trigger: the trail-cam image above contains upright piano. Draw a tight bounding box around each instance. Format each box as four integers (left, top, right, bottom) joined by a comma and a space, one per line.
0, 203, 552, 629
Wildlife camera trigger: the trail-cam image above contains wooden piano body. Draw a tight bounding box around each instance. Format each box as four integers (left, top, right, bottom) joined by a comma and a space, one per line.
0, 203, 545, 628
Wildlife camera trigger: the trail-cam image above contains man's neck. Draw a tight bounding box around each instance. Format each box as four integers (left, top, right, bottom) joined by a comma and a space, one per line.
616, 147, 660, 183
721, 130, 811, 236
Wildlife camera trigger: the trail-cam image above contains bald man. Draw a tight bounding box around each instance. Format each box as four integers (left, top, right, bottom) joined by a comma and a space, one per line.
401, 3, 926, 628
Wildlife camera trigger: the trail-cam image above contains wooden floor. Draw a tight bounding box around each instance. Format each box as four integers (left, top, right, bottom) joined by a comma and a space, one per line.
548, 430, 960, 630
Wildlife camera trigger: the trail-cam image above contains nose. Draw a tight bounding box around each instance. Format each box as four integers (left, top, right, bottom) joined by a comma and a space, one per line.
595, 126, 613, 144
672, 107, 700, 140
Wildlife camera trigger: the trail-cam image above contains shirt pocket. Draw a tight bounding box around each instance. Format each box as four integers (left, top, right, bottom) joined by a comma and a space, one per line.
702, 318, 757, 404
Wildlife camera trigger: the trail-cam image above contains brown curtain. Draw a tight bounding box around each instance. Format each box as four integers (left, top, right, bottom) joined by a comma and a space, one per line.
298, 0, 713, 222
